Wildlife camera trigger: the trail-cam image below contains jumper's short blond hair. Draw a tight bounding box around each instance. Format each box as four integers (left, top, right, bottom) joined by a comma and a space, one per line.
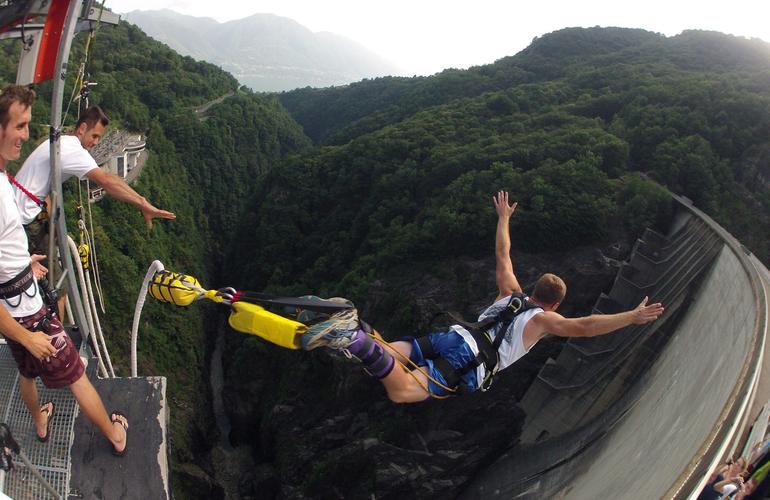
532, 273, 566, 306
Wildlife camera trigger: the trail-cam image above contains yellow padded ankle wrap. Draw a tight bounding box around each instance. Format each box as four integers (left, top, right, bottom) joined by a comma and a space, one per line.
229, 301, 306, 350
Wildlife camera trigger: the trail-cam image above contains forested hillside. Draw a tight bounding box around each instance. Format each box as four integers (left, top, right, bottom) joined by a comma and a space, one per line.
275, 28, 770, 274
277, 28, 661, 144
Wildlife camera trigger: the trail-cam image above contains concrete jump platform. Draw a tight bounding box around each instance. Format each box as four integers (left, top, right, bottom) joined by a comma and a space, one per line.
68, 377, 168, 500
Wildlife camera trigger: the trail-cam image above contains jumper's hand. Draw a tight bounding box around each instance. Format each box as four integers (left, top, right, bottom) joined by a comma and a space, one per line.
630, 296, 664, 324
493, 191, 517, 219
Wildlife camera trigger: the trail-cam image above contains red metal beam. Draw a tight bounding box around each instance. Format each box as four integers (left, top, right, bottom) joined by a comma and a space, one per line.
33, 0, 73, 83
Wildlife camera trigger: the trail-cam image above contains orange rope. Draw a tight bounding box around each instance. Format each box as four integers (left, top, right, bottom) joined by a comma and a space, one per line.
365, 332, 457, 400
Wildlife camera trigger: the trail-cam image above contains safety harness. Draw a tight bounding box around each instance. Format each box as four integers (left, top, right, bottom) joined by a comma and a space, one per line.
417, 293, 541, 393
0, 265, 36, 306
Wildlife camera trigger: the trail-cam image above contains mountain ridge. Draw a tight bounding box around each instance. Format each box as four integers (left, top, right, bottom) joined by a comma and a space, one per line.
278, 27, 770, 145
123, 9, 402, 91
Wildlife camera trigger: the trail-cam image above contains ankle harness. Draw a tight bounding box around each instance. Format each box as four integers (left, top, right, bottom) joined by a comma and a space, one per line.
349, 321, 394, 380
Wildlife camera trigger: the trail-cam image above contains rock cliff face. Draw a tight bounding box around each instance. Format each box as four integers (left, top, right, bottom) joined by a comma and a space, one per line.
214, 244, 623, 498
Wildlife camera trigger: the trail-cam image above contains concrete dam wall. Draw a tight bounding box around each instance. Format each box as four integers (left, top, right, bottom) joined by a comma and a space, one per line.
463, 195, 769, 499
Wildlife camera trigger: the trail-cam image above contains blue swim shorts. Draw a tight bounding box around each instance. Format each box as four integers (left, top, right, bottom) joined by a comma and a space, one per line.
403, 330, 479, 397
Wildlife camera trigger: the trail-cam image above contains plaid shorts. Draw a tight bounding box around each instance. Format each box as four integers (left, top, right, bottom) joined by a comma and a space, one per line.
5, 306, 84, 389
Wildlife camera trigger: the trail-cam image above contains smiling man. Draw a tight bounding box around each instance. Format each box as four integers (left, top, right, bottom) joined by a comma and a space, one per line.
13, 105, 176, 231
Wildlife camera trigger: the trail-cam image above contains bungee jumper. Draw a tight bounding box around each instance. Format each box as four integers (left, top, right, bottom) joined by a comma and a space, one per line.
148, 192, 664, 403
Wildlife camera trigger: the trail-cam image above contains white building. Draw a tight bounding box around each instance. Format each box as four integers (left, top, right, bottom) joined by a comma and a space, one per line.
88, 130, 148, 202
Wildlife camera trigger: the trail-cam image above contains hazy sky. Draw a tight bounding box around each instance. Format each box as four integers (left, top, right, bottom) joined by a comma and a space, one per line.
108, 0, 770, 76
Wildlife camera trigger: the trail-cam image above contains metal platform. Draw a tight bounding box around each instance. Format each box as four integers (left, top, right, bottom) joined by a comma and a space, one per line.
0, 343, 79, 500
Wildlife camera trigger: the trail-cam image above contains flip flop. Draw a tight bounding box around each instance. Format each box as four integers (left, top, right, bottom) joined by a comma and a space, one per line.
37, 401, 55, 443
110, 411, 128, 457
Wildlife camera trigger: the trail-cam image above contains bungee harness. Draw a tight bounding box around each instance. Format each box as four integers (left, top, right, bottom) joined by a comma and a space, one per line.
417, 293, 541, 393
146, 268, 433, 392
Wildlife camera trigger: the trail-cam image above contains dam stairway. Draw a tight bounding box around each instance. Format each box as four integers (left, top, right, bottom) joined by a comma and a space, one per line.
463, 193, 769, 499
520, 206, 723, 442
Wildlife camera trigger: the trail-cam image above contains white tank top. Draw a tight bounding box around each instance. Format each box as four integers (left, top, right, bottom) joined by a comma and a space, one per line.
453, 295, 543, 390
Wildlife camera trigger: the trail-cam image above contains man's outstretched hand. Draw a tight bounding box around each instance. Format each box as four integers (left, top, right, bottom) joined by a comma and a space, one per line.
140, 199, 176, 231
493, 191, 517, 219
630, 296, 664, 324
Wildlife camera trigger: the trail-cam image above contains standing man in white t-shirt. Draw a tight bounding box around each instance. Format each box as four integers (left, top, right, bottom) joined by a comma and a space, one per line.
302, 192, 665, 403
0, 86, 127, 455
14, 105, 175, 229
12, 105, 176, 312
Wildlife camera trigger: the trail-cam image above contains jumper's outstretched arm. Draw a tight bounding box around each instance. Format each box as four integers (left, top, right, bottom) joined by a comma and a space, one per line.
493, 191, 522, 300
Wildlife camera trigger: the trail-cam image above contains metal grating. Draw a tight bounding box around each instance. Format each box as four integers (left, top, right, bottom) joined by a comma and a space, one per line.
0, 343, 78, 499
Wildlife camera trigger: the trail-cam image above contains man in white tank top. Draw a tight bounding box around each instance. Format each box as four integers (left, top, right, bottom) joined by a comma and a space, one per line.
304, 191, 665, 403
